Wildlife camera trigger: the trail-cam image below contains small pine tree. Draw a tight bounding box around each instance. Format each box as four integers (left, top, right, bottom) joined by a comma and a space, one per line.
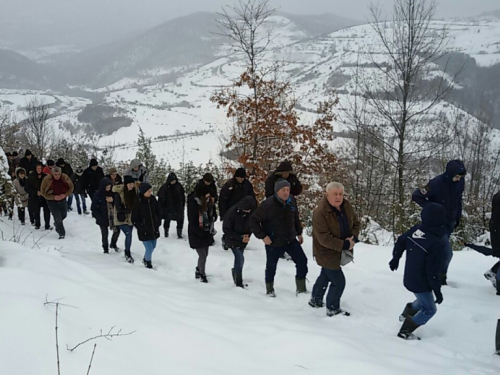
136, 127, 156, 174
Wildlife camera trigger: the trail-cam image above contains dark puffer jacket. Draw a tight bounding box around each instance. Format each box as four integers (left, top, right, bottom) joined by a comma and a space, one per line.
219, 176, 255, 220
412, 160, 466, 230
489, 191, 500, 257
250, 194, 303, 248
131, 192, 161, 241
187, 192, 215, 249
91, 178, 113, 227
82, 165, 105, 198
264, 161, 303, 198
222, 196, 257, 250
71, 172, 86, 196
157, 172, 185, 221
392, 203, 447, 294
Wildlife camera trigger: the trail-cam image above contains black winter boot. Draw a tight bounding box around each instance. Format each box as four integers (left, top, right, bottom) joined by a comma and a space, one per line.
266, 282, 275, 297
308, 300, 325, 308
145, 260, 153, 269
496, 319, 500, 355
399, 302, 418, 322
296, 278, 307, 294
200, 273, 208, 283
124, 250, 134, 263
398, 317, 421, 340
235, 273, 244, 288
177, 228, 183, 239
164, 230, 169, 238
195, 267, 201, 279
231, 268, 236, 285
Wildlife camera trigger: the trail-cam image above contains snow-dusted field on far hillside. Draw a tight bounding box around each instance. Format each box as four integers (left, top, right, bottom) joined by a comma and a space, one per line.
0, 209, 499, 375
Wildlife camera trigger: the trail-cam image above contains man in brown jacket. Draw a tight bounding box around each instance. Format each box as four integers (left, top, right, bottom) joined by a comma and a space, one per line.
41, 167, 74, 239
310, 182, 361, 317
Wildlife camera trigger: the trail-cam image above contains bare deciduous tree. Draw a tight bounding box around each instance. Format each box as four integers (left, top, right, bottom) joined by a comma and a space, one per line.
21, 97, 53, 159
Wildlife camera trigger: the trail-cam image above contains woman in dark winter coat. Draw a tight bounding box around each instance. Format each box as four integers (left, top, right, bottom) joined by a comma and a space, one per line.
12, 167, 31, 225
25, 163, 51, 230
112, 175, 138, 263
188, 184, 216, 283
158, 172, 185, 238
132, 182, 161, 269
91, 178, 120, 253
71, 167, 88, 215
82, 159, 105, 200
222, 196, 257, 287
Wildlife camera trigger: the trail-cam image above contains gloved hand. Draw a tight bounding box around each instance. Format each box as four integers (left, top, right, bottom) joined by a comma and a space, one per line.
389, 258, 399, 271
434, 289, 443, 304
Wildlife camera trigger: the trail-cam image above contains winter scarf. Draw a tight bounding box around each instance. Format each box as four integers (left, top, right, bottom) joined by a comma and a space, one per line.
195, 196, 214, 232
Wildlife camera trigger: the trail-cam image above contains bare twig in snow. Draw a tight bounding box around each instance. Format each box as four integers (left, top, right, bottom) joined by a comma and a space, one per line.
67, 326, 136, 352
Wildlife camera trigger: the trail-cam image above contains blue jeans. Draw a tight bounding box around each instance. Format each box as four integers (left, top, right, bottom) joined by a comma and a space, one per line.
311, 268, 346, 310
119, 225, 133, 252
231, 248, 245, 275
265, 240, 308, 283
143, 239, 157, 261
411, 292, 437, 326
441, 228, 453, 275
74, 194, 87, 214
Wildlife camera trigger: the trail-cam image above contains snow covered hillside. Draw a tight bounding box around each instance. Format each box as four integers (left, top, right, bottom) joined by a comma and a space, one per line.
1, 212, 499, 374
1, 15, 500, 168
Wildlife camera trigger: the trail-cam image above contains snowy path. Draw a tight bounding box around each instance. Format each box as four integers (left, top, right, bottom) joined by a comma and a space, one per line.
0, 210, 499, 375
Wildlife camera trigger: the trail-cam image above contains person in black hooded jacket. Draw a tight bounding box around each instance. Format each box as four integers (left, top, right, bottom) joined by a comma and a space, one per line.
132, 182, 161, 269
389, 202, 447, 340
412, 160, 467, 286
91, 178, 120, 253
19, 149, 38, 175
264, 161, 303, 198
157, 172, 185, 239
464, 190, 500, 296
25, 162, 51, 230
223, 196, 257, 288
188, 184, 216, 283
82, 158, 105, 200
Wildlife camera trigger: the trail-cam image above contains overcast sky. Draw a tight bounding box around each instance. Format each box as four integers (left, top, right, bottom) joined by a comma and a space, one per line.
1, 0, 499, 49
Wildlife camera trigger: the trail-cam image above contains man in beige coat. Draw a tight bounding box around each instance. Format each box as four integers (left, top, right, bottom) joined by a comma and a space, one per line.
310, 182, 360, 317
41, 167, 74, 239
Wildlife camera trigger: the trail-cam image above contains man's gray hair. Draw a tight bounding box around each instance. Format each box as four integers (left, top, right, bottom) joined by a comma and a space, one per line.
51, 166, 62, 174
326, 182, 344, 192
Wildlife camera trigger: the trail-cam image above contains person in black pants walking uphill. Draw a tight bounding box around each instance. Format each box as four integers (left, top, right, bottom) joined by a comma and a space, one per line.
158, 172, 186, 239
223, 196, 257, 288
250, 179, 307, 297
91, 177, 120, 253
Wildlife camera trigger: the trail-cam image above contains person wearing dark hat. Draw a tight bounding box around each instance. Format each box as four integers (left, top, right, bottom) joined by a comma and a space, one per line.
81, 158, 105, 201
91, 178, 120, 253
105, 167, 123, 186
19, 149, 38, 175
25, 162, 52, 230
223, 196, 257, 288
194, 172, 218, 205
219, 167, 256, 250
12, 167, 31, 225
40, 166, 74, 239
389, 202, 447, 340
412, 159, 467, 285
112, 175, 139, 263
158, 172, 186, 238
43, 160, 55, 175
71, 167, 89, 215
5, 152, 16, 179
250, 178, 308, 297
188, 184, 216, 283
56, 158, 74, 211
264, 161, 303, 198
132, 182, 161, 269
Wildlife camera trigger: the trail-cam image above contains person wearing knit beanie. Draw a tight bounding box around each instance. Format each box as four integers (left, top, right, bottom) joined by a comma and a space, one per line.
274, 179, 291, 193
124, 175, 135, 185
139, 182, 152, 196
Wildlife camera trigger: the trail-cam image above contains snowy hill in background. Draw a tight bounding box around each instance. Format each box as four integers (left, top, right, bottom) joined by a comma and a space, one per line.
0, 211, 499, 374
1, 13, 500, 167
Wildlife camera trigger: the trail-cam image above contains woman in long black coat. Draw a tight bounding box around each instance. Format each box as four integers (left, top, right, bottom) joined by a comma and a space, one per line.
188, 184, 216, 283
132, 182, 161, 269
158, 172, 185, 239
91, 177, 120, 253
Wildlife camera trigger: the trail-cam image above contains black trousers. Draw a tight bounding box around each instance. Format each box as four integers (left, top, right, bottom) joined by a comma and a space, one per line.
30, 197, 51, 228
99, 224, 120, 251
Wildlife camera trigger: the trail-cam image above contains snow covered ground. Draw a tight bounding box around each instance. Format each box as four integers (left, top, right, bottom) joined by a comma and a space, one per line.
1, 209, 499, 374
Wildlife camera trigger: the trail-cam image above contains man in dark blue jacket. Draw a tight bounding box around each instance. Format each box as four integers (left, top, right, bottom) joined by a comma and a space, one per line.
389, 203, 447, 340
412, 160, 466, 285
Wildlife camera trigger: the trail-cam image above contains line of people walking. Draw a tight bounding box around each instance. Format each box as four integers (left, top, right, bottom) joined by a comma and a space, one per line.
4, 152, 499, 342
